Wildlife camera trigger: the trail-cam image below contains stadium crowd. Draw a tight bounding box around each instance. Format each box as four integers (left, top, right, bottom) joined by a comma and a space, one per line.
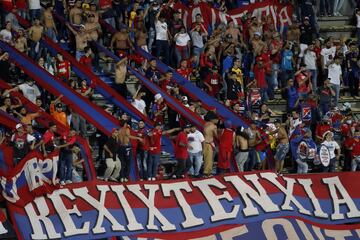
0, 0, 360, 184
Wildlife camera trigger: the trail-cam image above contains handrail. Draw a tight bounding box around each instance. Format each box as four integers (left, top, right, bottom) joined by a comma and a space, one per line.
0, 79, 97, 180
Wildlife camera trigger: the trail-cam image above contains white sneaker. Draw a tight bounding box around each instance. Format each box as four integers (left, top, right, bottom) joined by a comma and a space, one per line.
124, 178, 128, 182
152, 177, 156, 181
109, 177, 118, 182
60, 181, 65, 186
65, 180, 72, 184
120, 178, 124, 182
147, 177, 152, 181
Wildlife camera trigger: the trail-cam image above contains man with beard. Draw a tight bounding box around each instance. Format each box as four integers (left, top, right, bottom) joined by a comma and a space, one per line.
203, 111, 219, 177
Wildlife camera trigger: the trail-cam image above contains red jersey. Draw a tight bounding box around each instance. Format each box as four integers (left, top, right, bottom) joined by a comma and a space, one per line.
99, 0, 112, 9
43, 130, 55, 145
16, 0, 27, 9
254, 65, 267, 88
136, 128, 149, 151
270, 39, 283, 64
347, 138, 360, 157
56, 60, 71, 80
149, 128, 162, 154
205, 72, 221, 96
79, 55, 92, 70
174, 131, 188, 160
315, 124, 331, 140
177, 67, 192, 80
152, 102, 166, 124
219, 128, 234, 152
159, 78, 171, 91
296, 72, 311, 94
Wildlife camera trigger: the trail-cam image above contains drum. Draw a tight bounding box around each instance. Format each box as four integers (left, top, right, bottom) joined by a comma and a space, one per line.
298, 141, 308, 161
318, 145, 331, 167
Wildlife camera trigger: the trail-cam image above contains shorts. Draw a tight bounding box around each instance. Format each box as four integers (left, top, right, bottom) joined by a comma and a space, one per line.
274, 143, 289, 161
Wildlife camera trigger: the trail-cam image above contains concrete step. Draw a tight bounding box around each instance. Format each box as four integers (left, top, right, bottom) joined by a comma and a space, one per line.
318, 16, 351, 27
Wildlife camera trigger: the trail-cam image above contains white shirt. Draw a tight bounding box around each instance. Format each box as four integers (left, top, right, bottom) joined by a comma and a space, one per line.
0, 29, 12, 43
322, 140, 340, 159
328, 63, 342, 85
320, 46, 336, 69
155, 21, 168, 41
18, 83, 41, 104
11, 133, 35, 143
132, 98, 146, 115
28, 0, 41, 9
304, 51, 317, 70
187, 130, 205, 153
175, 33, 191, 47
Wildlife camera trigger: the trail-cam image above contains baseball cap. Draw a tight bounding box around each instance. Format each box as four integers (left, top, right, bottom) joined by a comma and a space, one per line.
56, 103, 63, 108
182, 96, 188, 101
154, 93, 162, 101
15, 123, 23, 130
254, 32, 261, 36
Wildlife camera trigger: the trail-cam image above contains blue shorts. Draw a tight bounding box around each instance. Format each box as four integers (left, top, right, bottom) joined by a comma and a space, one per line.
274, 143, 289, 161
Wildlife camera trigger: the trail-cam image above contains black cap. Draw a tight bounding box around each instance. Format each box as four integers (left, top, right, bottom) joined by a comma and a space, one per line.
56, 103, 63, 108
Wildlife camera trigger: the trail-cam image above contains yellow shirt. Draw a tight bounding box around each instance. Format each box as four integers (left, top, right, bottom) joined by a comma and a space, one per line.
129, 11, 137, 27
231, 67, 243, 86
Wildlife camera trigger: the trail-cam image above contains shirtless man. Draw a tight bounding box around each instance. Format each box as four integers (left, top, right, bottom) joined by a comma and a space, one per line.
28, 18, 44, 60
203, 111, 218, 177
0, 96, 22, 113
117, 118, 142, 182
246, 122, 262, 171
110, 26, 134, 54
273, 119, 289, 173
43, 4, 58, 42
251, 32, 266, 57
135, 21, 148, 52
66, 23, 89, 60
235, 128, 249, 172
115, 57, 128, 98
69, 0, 83, 26
84, 14, 101, 42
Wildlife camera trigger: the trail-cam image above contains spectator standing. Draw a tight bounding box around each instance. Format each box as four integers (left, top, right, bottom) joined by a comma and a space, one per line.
58, 129, 77, 185
154, 10, 170, 65
148, 122, 179, 180
40, 122, 57, 156
235, 128, 249, 172
187, 125, 204, 177
28, 0, 41, 22
318, 78, 335, 116
43, 4, 58, 42
28, 18, 44, 60
321, 131, 340, 172
190, 24, 207, 67
281, 41, 294, 89
172, 124, 191, 179
304, 43, 318, 91
103, 128, 121, 181
7, 79, 41, 104
345, 43, 360, 99
174, 26, 191, 67
14, 28, 28, 54
254, 58, 268, 102
218, 120, 235, 174
10, 123, 35, 165
56, 53, 71, 82
203, 112, 218, 177
321, 40, 336, 81
273, 119, 289, 173
135, 120, 149, 180
327, 56, 342, 106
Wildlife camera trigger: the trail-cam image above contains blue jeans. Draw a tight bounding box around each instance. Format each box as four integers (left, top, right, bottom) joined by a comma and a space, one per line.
29, 9, 41, 23
28, 41, 44, 61
245, 148, 257, 171
156, 40, 170, 65
148, 28, 156, 53
320, 102, 330, 116
295, 158, 308, 174
309, 69, 318, 91
147, 153, 160, 178
45, 28, 57, 42
59, 151, 73, 181
188, 151, 203, 176
192, 47, 203, 68
271, 63, 279, 89
332, 84, 340, 106
174, 46, 189, 68
137, 150, 148, 180
321, 157, 336, 172
260, 87, 269, 103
